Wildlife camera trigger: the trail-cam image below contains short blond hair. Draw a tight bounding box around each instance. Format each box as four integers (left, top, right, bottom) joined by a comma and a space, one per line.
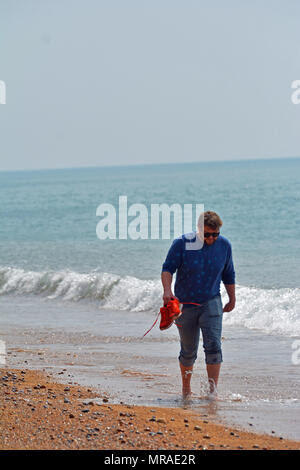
198, 211, 223, 230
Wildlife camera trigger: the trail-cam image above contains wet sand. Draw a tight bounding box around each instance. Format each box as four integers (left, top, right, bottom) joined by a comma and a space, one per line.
0, 367, 299, 450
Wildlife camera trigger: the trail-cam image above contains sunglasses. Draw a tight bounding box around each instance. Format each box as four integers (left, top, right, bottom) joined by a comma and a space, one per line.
204, 232, 220, 238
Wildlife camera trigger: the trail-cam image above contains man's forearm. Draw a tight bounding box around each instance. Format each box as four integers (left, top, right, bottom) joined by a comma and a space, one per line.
224, 284, 235, 300
161, 271, 175, 304
161, 271, 173, 292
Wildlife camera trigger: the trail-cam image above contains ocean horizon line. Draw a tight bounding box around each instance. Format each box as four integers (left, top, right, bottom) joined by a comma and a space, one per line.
0, 155, 299, 174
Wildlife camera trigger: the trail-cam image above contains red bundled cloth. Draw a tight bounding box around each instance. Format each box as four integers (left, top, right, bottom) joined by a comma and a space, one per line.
142, 298, 203, 338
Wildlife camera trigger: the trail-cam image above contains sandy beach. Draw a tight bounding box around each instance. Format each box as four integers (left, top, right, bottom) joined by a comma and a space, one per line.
0, 367, 299, 451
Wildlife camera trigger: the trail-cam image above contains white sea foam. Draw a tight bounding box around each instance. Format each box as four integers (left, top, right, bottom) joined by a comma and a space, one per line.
223, 284, 300, 337
0, 265, 299, 337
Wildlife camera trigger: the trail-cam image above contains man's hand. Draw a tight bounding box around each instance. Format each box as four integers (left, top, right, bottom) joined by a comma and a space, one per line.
223, 284, 236, 312
223, 298, 235, 312
163, 289, 177, 306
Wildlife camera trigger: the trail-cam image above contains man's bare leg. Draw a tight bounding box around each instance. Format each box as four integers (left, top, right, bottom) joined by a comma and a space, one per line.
206, 363, 221, 394
179, 362, 193, 397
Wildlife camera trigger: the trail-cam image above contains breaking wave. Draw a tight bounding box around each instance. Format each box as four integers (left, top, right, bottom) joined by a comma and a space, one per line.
0, 265, 299, 337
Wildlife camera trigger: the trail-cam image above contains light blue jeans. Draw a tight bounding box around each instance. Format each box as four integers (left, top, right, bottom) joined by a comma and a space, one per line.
175, 295, 223, 366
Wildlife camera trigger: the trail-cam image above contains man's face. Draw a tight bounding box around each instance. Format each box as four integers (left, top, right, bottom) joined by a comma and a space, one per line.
203, 225, 220, 246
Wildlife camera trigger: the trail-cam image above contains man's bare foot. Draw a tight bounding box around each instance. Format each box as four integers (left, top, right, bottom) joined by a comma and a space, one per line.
182, 387, 192, 398
182, 390, 192, 403
207, 389, 218, 401
207, 378, 218, 400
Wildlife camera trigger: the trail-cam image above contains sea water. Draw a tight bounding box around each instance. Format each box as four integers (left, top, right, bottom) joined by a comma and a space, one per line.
0, 158, 299, 439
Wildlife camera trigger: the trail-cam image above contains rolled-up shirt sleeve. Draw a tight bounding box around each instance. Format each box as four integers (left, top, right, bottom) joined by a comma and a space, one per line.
161, 238, 183, 275
222, 243, 235, 284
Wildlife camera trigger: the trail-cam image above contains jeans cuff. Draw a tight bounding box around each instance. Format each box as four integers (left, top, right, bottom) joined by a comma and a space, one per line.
205, 351, 223, 364
178, 355, 196, 367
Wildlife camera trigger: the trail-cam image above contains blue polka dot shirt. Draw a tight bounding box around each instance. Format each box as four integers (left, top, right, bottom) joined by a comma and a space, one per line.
162, 232, 235, 304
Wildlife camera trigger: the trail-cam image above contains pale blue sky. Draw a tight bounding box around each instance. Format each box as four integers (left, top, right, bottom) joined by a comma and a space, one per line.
1, 0, 300, 171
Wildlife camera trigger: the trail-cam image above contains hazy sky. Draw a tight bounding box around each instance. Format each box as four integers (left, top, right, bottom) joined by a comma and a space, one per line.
1, 0, 300, 171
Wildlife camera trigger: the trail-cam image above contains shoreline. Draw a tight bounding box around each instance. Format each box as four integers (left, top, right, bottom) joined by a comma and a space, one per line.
1, 367, 299, 450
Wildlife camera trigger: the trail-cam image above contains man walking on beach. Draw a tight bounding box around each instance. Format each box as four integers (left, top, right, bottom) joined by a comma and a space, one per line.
161, 211, 235, 398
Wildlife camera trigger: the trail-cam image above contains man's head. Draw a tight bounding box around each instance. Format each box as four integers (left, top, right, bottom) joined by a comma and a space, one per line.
197, 211, 223, 245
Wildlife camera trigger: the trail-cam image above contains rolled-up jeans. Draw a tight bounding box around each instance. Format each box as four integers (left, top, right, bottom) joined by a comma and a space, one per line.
175, 295, 223, 366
